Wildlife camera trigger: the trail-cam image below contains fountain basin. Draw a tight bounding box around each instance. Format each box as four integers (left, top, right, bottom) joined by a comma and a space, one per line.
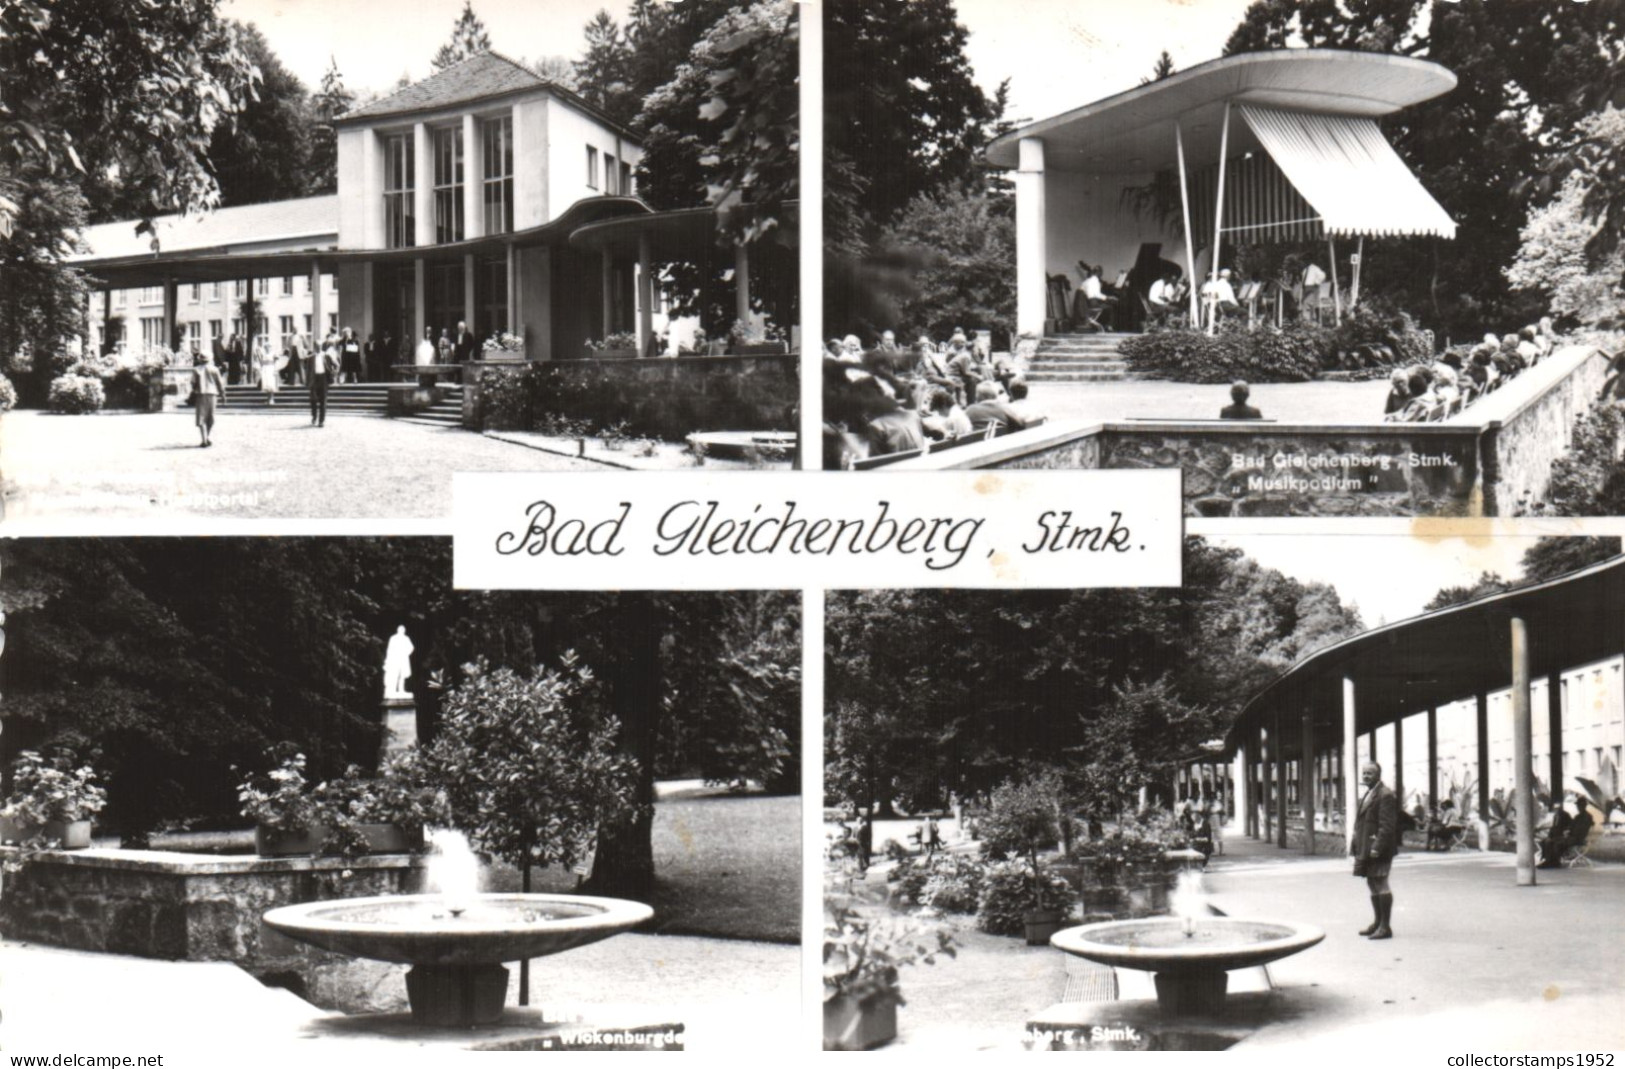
1051, 917, 1323, 1016
263, 893, 653, 966
264, 893, 653, 1027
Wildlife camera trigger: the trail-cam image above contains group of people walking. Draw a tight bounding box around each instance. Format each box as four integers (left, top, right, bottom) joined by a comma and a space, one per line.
185, 327, 369, 446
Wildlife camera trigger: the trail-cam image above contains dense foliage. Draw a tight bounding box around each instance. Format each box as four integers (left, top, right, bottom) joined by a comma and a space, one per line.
826, 539, 1363, 818
870, 187, 1016, 349
1119, 323, 1328, 383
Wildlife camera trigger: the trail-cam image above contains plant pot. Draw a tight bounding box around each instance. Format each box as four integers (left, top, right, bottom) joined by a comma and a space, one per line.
1024, 908, 1066, 946
358, 822, 424, 854
42, 819, 92, 849
254, 823, 329, 857
588, 347, 639, 361
824, 991, 899, 1051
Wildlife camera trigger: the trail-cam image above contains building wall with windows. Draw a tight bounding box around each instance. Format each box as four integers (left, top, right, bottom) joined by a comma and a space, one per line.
93, 276, 338, 357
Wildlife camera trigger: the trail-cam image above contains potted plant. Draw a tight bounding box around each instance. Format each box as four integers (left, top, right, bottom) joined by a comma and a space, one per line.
981, 776, 1072, 944
480, 331, 527, 363
0, 748, 107, 849
238, 750, 331, 856
823, 889, 956, 1050
583, 331, 639, 361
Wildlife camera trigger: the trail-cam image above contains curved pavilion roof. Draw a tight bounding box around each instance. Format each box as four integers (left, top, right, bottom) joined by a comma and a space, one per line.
1224, 555, 1625, 762
986, 49, 1456, 175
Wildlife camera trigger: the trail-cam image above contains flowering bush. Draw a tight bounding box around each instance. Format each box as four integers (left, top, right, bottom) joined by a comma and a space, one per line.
825, 885, 957, 1003
319, 752, 450, 828
0, 373, 17, 413
1071, 813, 1186, 867
1119, 323, 1328, 383
47, 373, 105, 413
1, 749, 108, 829
921, 854, 985, 914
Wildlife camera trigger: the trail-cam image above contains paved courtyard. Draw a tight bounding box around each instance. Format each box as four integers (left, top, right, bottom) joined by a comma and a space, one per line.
1029, 378, 1393, 426
0, 410, 600, 522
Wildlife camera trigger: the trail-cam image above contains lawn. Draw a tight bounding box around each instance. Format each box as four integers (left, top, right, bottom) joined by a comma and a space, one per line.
495, 791, 799, 945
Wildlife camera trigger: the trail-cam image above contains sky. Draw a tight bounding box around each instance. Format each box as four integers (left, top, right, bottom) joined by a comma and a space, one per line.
221, 0, 611, 95
1209, 532, 1549, 628
952, 0, 1261, 127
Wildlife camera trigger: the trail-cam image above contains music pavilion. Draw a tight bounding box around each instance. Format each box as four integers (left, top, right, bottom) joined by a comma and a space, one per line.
72, 52, 781, 360
987, 49, 1459, 338
1204, 555, 1625, 886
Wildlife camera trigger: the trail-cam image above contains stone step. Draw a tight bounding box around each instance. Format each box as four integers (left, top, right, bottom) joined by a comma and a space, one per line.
1025, 370, 1129, 382
1029, 355, 1129, 366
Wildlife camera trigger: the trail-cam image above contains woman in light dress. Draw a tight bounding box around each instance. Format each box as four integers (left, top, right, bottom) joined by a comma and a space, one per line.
254, 336, 281, 403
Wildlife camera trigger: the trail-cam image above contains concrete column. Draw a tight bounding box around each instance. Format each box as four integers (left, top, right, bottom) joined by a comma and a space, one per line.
601, 251, 615, 336
1302, 711, 1316, 855
412, 258, 426, 344
1274, 707, 1287, 848
462, 113, 482, 240
506, 243, 518, 335
310, 261, 324, 341
1511, 617, 1536, 885
1015, 136, 1048, 337
1476, 691, 1490, 823
1395, 715, 1406, 805
1427, 707, 1439, 811
1243, 736, 1257, 837
163, 279, 179, 351
1343, 677, 1358, 851
1233, 747, 1249, 835
734, 241, 752, 327
637, 233, 654, 355
1260, 728, 1271, 842
413, 122, 434, 248
101, 289, 112, 354
463, 253, 476, 334
1547, 672, 1564, 795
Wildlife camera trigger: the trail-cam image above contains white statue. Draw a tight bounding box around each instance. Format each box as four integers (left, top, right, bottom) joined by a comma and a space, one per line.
384, 625, 415, 699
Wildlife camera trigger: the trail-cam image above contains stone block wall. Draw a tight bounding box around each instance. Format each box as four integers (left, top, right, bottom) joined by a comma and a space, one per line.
0, 848, 422, 982
1482, 347, 1611, 515
465, 354, 798, 440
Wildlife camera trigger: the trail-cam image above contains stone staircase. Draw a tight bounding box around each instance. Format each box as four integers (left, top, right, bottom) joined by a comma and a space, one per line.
1025, 332, 1133, 382
397, 385, 465, 428
221, 381, 466, 427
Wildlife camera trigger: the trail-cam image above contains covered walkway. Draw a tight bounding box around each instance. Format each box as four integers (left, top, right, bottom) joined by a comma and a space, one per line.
1218, 555, 1625, 885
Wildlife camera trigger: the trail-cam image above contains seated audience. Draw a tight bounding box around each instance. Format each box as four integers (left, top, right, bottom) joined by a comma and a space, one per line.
964, 380, 1030, 431
1384, 368, 1411, 417
1399, 369, 1438, 421
920, 387, 973, 440
1004, 379, 1044, 426
1518, 326, 1541, 364
1425, 800, 1462, 850
1219, 380, 1263, 420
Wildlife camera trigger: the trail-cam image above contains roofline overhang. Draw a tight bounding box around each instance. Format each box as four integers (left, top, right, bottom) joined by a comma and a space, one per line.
335, 82, 642, 146
987, 48, 1456, 171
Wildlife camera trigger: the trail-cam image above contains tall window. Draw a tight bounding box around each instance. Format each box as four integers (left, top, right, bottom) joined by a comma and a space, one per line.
282, 276, 294, 296
304, 314, 313, 338
384, 132, 416, 248
255, 278, 269, 296
189, 283, 201, 303
208, 282, 221, 301
479, 255, 508, 337
482, 115, 513, 234
234, 280, 245, 299
209, 320, 223, 340
280, 315, 295, 352
186, 321, 202, 347
115, 290, 126, 307
620, 161, 632, 196
604, 154, 617, 194
231, 317, 245, 338
433, 126, 464, 243
586, 145, 598, 189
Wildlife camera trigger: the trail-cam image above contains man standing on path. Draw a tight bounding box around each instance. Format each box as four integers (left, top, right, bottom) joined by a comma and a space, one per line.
1352, 761, 1399, 940
309, 332, 338, 427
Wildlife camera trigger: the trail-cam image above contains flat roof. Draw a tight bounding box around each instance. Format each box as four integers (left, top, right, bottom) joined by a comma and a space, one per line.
1226, 554, 1625, 760
986, 49, 1455, 174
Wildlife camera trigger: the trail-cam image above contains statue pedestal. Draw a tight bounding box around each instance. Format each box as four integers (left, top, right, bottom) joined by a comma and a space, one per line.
382, 698, 417, 758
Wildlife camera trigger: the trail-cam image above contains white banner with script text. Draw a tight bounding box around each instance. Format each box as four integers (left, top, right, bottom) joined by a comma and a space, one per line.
453, 471, 1182, 590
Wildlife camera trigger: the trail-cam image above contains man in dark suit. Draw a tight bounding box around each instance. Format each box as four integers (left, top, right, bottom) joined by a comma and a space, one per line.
452, 319, 477, 364
1352, 762, 1399, 940
1220, 381, 1263, 420
964, 381, 1031, 432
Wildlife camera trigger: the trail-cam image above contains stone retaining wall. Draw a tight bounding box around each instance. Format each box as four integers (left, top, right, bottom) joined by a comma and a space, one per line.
463, 354, 798, 440
0, 847, 423, 997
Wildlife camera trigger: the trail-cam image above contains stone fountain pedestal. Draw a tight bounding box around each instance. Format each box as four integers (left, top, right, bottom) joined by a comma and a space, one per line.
293, 1007, 686, 1050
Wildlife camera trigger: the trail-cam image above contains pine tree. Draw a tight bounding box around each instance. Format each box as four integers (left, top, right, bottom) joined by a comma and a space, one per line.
431, 1, 493, 71
573, 10, 636, 124
1142, 49, 1176, 84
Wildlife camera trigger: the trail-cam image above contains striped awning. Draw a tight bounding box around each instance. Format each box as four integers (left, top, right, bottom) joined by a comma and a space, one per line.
1238, 105, 1456, 239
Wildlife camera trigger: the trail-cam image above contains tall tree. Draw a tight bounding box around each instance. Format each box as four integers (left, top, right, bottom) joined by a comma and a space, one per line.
1142, 49, 1177, 83
308, 57, 355, 196
207, 23, 314, 208
573, 10, 637, 125
824, 0, 999, 252
432, 1, 493, 71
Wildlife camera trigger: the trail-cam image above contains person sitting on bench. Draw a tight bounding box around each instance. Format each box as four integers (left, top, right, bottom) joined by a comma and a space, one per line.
1425, 800, 1461, 850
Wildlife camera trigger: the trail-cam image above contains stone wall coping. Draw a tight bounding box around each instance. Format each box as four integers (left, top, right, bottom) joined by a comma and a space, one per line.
1443, 345, 1603, 427
887, 416, 1481, 471
0, 845, 421, 875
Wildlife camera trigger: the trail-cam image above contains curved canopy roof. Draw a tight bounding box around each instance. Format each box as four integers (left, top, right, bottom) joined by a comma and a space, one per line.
1225, 555, 1625, 761
986, 49, 1456, 175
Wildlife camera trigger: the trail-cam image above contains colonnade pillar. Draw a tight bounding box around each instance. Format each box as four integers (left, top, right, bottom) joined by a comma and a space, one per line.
1511, 616, 1536, 886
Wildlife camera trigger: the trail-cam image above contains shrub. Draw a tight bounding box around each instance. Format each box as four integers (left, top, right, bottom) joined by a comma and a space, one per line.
479, 365, 531, 431
882, 837, 909, 862
47, 373, 105, 413
1073, 812, 1187, 866
975, 859, 1073, 936
888, 855, 933, 908
1119, 322, 1327, 383
1530, 403, 1625, 516
0, 373, 16, 413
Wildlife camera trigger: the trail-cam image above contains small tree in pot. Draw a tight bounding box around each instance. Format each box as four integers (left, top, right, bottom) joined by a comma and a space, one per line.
981, 773, 1072, 945
1, 748, 107, 849
823, 881, 956, 1050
